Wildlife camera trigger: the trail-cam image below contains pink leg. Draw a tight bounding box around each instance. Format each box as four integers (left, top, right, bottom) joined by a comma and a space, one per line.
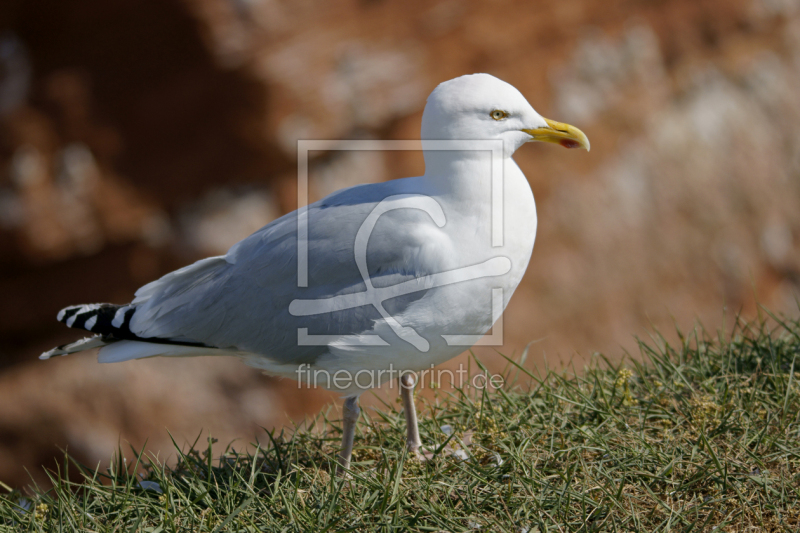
400, 373, 422, 453
337, 396, 360, 475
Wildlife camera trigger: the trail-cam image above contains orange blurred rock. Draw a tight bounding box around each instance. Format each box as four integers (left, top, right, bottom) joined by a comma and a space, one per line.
0, 353, 330, 488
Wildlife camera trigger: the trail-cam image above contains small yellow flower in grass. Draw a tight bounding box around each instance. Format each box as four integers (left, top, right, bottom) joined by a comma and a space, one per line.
690, 394, 721, 424
615, 368, 633, 389
475, 412, 507, 443
615, 368, 638, 406
315, 470, 331, 485
34, 503, 49, 521
200, 508, 220, 529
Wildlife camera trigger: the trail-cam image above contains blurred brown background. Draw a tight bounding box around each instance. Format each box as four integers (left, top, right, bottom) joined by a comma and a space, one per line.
1, 0, 799, 489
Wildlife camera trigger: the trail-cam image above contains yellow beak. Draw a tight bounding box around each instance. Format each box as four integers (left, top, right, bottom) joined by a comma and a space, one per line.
521, 118, 590, 151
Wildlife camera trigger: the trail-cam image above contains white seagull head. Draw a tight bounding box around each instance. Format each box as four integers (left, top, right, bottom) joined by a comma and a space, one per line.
421, 73, 590, 158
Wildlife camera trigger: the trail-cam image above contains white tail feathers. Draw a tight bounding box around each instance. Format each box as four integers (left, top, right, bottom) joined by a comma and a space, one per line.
40, 336, 110, 360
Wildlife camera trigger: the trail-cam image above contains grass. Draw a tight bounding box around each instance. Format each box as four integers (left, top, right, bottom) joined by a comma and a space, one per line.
1, 313, 800, 532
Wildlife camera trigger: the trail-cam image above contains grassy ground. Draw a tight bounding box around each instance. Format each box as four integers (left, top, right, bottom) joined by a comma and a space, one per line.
1, 313, 799, 532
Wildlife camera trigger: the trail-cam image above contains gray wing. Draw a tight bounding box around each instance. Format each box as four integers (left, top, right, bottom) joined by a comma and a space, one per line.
127, 178, 453, 364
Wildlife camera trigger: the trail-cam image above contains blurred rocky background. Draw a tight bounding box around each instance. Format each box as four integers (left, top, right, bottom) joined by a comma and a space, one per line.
1, 0, 799, 488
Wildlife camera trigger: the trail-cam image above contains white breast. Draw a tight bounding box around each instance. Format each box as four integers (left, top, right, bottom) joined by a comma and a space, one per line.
313, 157, 537, 390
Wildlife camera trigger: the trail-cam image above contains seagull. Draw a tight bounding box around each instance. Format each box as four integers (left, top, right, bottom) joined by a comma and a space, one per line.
41, 73, 589, 473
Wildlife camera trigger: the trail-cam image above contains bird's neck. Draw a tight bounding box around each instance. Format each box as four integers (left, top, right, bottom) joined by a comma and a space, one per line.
422, 149, 515, 200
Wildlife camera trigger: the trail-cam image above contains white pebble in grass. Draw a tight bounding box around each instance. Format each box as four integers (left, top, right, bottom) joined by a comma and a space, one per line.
451, 448, 469, 461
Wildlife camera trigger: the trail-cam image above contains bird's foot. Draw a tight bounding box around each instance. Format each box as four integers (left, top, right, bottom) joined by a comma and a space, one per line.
336, 468, 353, 479
407, 442, 434, 462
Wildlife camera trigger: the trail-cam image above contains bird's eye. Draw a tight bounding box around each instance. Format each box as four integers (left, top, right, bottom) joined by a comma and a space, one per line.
491, 110, 508, 121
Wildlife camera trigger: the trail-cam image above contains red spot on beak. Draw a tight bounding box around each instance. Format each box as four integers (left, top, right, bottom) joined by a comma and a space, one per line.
559, 139, 581, 149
